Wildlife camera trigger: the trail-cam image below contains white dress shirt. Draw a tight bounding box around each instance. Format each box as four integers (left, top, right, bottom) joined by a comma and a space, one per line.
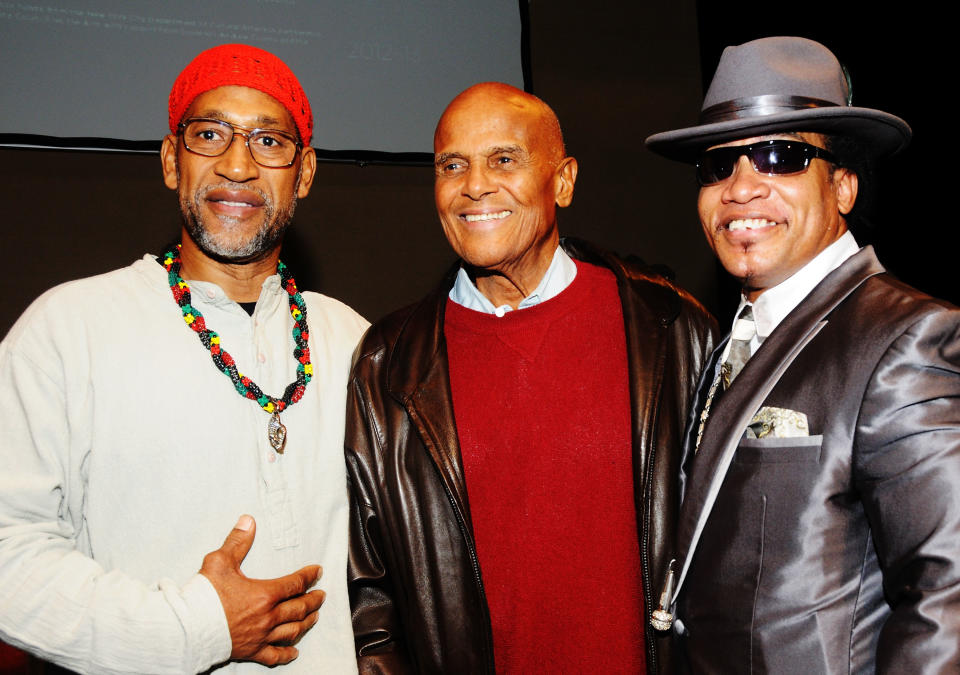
730, 230, 861, 357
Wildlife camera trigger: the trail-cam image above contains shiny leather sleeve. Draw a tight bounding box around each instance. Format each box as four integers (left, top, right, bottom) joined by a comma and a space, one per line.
855, 306, 960, 672
345, 336, 413, 675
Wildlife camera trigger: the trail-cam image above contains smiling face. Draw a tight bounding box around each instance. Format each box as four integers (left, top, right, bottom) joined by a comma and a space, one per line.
697, 132, 858, 301
433, 84, 577, 301
161, 85, 316, 263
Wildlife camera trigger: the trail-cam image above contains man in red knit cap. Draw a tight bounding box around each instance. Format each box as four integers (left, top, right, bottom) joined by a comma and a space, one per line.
346, 82, 717, 673
0, 45, 367, 672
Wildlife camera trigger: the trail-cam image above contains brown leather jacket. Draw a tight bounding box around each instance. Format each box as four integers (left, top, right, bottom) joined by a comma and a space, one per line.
346, 239, 718, 674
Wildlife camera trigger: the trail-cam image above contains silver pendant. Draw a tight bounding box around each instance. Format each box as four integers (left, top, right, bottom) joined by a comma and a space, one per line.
268, 412, 287, 454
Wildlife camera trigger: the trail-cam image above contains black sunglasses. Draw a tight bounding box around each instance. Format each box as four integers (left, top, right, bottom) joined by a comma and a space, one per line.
696, 140, 836, 186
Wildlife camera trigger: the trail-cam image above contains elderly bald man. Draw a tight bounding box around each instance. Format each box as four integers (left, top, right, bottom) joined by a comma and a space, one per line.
345, 82, 717, 674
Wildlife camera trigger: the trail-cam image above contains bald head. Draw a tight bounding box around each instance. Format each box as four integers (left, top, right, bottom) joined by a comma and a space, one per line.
432, 82, 578, 309
435, 82, 565, 164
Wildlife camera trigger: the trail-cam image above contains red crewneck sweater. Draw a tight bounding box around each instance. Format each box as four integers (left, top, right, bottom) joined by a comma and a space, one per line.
444, 260, 646, 674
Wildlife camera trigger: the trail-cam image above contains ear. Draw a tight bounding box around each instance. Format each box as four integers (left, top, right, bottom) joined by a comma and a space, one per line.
834, 167, 858, 216
296, 146, 317, 199
554, 156, 578, 208
160, 135, 179, 191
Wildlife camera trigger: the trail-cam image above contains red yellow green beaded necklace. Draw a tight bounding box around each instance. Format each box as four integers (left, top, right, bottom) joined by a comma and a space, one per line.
162, 245, 312, 453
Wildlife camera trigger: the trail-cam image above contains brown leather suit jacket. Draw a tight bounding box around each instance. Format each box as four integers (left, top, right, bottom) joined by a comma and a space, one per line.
345, 239, 718, 674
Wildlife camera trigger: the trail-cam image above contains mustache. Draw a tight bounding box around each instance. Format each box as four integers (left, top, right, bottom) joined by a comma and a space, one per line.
195, 182, 273, 210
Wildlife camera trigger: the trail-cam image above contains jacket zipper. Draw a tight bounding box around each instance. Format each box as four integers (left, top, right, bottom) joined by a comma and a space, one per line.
433, 471, 496, 673
409, 399, 496, 674
642, 392, 661, 673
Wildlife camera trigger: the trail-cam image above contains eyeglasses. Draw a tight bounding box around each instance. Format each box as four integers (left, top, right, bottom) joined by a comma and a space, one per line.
696, 140, 836, 186
177, 118, 302, 168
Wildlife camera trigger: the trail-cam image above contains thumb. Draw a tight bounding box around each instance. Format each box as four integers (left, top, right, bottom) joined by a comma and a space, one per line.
219, 514, 256, 566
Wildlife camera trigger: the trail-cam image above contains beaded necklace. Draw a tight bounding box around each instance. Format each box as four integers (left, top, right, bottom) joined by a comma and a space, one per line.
162, 245, 312, 453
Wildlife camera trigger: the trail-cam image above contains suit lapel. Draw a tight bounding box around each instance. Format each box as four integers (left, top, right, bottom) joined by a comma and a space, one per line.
672, 247, 886, 602
678, 338, 727, 506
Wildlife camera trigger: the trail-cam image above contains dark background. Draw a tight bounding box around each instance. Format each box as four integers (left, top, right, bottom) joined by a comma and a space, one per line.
0, 1, 948, 671
1, 0, 704, 344
696, 3, 947, 321
0, 2, 943, 341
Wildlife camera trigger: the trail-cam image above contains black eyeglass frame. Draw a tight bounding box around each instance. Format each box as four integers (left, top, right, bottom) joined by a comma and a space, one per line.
176, 118, 304, 168
696, 140, 837, 186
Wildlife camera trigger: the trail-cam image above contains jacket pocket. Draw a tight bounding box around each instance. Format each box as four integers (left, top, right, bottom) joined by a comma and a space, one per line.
735, 435, 823, 463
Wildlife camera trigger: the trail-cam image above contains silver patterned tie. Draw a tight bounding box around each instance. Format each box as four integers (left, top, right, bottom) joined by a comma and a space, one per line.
721, 305, 756, 390
693, 304, 756, 455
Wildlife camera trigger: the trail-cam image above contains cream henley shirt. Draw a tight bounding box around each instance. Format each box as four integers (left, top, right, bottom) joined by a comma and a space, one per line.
0, 255, 368, 674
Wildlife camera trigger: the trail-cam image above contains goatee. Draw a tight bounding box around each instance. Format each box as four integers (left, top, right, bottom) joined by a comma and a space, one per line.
179, 180, 298, 264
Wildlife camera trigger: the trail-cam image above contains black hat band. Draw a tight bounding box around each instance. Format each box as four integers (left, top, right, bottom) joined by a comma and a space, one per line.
700, 95, 840, 124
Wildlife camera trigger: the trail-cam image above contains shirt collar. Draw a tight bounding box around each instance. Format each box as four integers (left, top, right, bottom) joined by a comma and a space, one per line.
448, 246, 578, 317
740, 230, 860, 341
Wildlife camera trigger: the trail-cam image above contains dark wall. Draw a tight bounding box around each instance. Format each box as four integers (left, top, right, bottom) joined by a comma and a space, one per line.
695, 1, 951, 323
525, 1, 712, 307
1, 3, 945, 340
0, 0, 708, 337
0, 146, 446, 336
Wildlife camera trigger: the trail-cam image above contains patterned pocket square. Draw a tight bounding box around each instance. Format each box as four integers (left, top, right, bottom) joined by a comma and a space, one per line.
746, 406, 809, 439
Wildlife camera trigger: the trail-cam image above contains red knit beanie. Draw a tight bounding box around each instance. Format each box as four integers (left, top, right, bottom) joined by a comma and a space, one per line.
168, 44, 313, 146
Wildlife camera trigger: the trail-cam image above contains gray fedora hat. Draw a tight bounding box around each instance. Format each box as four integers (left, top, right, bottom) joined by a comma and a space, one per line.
645, 36, 911, 162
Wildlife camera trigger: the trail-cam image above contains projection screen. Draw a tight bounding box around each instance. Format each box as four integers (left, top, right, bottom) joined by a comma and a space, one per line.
0, 0, 526, 158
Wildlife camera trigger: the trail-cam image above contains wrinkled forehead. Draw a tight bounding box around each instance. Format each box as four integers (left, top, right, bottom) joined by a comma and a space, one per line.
435, 97, 560, 161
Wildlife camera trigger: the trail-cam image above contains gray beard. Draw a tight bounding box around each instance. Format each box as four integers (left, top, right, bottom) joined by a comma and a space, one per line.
178, 168, 300, 263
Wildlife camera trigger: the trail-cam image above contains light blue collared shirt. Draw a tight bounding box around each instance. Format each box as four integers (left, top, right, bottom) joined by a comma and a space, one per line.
448, 246, 578, 317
